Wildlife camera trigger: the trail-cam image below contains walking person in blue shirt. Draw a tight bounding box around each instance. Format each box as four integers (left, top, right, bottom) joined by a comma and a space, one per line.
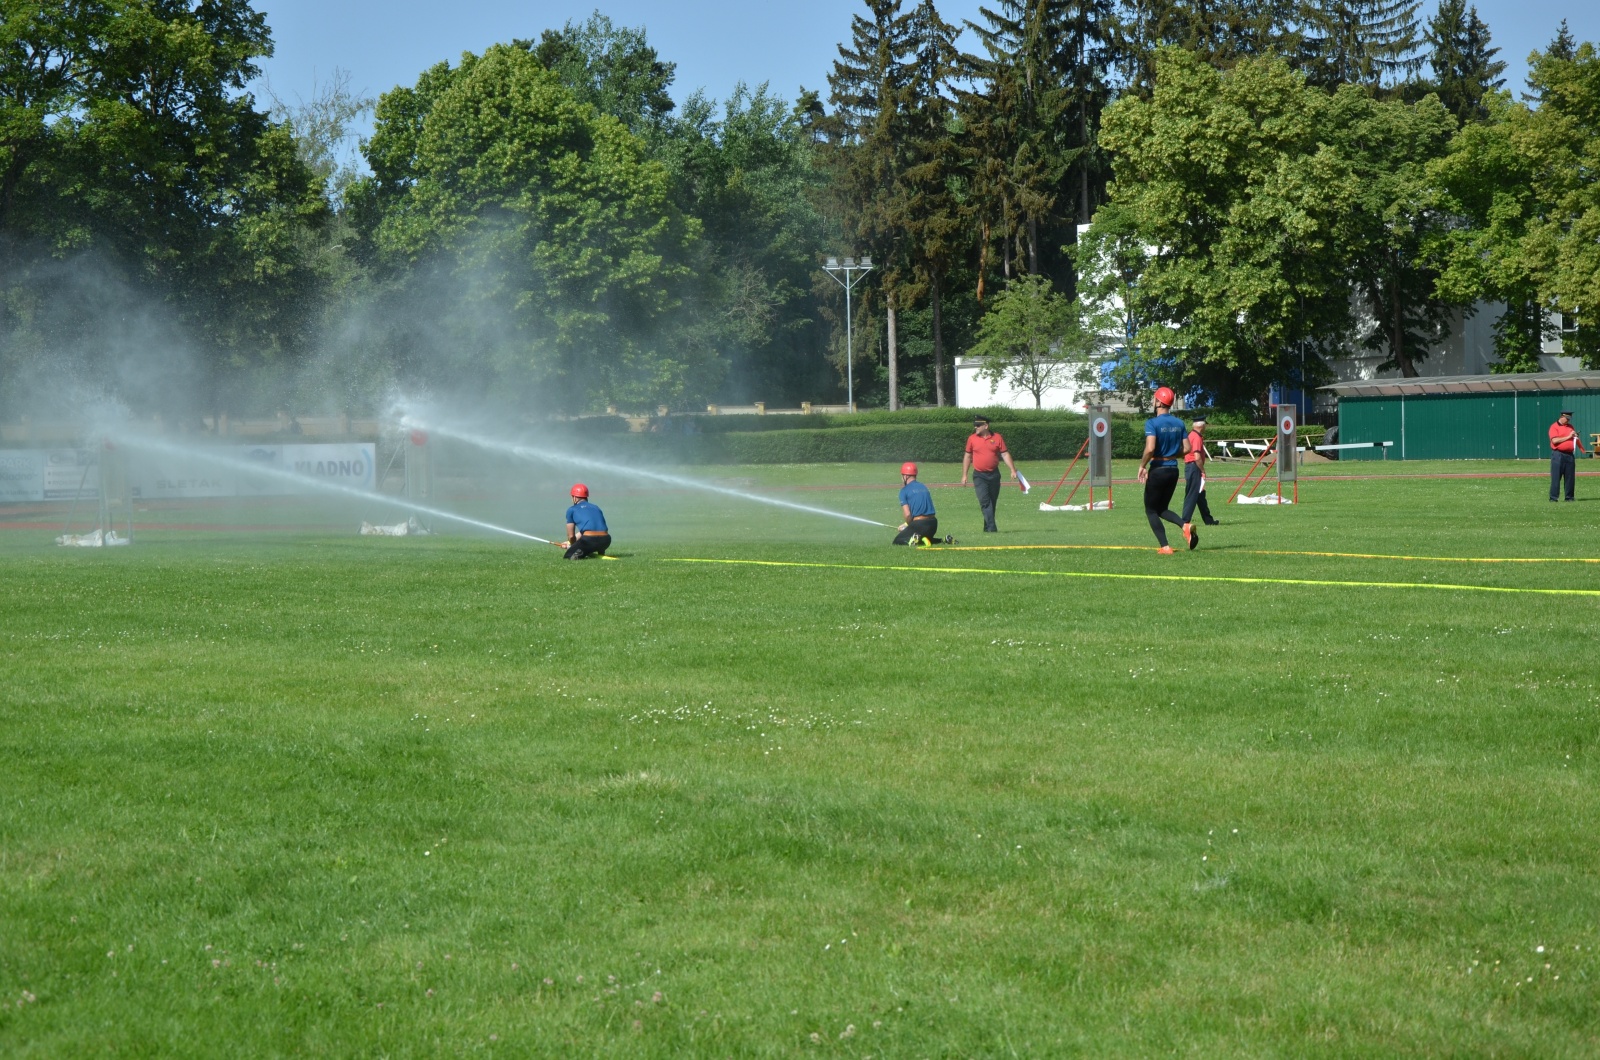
1136, 387, 1194, 554
892, 462, 940, 546
560, 483, 611, 559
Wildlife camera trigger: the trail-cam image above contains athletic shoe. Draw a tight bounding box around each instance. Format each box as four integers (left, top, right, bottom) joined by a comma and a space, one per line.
1184, 522, 1199, 550
1204, 519, 1221, 526
944, 535, 958, 545
1158, 545, 1175, 554
916, 536, 933, 548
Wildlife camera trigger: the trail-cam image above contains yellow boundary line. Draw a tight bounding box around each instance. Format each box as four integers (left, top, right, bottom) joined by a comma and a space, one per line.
940, 544, 1600, 564
665, 557, 1600, 598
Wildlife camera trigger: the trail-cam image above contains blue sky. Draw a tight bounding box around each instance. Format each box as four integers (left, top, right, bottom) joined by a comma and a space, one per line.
250, 0, 1597, 125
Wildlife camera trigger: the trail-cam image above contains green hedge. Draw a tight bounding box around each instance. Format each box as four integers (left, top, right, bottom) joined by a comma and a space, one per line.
594, 420, 1150, 464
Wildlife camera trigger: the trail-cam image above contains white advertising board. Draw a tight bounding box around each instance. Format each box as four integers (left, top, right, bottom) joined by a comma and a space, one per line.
132, 442, 376, 499
0, 449, 45, 503
0, 443, 376, 502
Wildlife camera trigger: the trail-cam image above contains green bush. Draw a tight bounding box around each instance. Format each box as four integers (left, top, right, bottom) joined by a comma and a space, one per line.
594, 419, 1150, 464
688, 406, 1094, 433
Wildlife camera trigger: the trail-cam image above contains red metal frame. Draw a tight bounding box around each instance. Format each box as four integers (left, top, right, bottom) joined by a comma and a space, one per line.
1041, 439, 1113, 509
1226, 437, 1277, 504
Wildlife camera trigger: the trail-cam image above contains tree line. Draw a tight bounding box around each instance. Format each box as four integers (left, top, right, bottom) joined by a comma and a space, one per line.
1, 0, 1595, 422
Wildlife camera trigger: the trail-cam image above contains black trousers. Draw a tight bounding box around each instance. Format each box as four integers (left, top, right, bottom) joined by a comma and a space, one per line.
1551, 451, 1575, 501
893, 515, 938, 545
1144, 464, 1183, 547
564, 533, 611, 559
973, 469, 1001, 531
1181, 462, 1215, 524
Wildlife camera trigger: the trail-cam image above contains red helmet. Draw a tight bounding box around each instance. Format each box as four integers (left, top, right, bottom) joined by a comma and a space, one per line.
901, 461, 918, 476
570, 483, 588, 499
1153, 386, 1177, 408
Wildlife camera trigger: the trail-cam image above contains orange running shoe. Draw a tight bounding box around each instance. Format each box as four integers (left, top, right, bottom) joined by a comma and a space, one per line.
1158, 545, 1175, 554
1183, 522, 1198, 550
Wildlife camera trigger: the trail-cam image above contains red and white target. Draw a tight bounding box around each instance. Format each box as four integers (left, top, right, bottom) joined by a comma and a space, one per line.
1279, 415, 1295, 435
1092, 416, 1110, 438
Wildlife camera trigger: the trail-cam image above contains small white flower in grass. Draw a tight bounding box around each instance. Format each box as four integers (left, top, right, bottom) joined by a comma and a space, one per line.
1537, 945, 1545, 953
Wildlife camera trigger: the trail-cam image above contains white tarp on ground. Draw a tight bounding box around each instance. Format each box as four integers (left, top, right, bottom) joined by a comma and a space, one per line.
1039, 500, 1114, 511
56, 529, 129, 547
1235, 493, 1293, 504
360, 517, 432, 536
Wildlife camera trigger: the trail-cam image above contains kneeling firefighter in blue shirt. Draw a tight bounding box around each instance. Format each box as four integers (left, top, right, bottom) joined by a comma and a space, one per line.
893, 462, 944, 546
560, 483, 611, 559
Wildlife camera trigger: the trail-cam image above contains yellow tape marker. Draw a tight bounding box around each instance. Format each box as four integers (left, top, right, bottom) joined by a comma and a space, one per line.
942, 544, 1600, 564
665, 557, 1600, 598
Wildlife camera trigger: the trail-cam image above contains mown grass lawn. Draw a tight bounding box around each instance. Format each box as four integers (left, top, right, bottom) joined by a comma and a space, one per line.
2, 458, 1598, 1056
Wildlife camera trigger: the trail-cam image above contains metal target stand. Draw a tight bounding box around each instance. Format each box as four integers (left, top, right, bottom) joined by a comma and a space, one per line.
1040, 405, 1115, 511
1228, 406, 1298, 505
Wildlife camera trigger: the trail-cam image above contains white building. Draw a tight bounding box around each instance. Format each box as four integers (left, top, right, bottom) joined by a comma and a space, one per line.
952, 356, 1101, 411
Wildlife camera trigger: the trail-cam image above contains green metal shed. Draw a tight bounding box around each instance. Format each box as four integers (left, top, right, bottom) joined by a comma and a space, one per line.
1323, 371, 1600, 460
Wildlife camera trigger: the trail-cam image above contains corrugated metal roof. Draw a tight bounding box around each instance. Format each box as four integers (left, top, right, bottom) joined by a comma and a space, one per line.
1321, 370, 1600, 398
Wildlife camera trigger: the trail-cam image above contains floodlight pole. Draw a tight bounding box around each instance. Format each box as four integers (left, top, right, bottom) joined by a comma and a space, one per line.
822, 255, 873, 411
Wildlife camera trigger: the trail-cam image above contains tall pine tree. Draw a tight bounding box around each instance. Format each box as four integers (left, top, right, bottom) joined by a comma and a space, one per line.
898, 0, 963, 405
1299, 0, 1424, 91
825, 0, 913, 406
1423, 0, 1505, 123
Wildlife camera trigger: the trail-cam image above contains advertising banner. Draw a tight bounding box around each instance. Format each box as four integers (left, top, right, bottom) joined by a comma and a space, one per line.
133, 442, 376, 499
44, 450, 99, 500
1, 442, 377, 502
0, 449, 45, 503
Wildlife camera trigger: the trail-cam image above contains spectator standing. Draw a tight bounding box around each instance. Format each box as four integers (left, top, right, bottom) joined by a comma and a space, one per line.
959, 415, 1019, 533
1181, 418, 1220, 533
1549, 410, 1588, 502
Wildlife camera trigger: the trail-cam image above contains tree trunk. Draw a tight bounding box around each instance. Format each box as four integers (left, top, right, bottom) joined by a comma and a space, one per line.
932, 269, 946, 406
887, 292, 900, 411
976, 221, 989, 304
1027, 215, 1039, 275
1079, 107, 1092, 224
1002, 203, 1013, 279
1392, 280, 1418, 377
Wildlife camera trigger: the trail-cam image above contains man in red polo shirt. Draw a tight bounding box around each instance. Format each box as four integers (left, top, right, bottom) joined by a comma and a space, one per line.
958, 414, 1019, 533
1549, 410, 1588, 502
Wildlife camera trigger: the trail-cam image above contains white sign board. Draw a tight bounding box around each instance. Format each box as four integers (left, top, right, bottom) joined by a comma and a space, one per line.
0, 443, 377, 502
131, 442, 376, 499
0, 449, 46, 503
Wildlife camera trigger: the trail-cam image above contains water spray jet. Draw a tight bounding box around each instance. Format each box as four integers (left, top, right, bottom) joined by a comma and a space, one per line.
110, 432, 553, 543
400, 417, 893, 529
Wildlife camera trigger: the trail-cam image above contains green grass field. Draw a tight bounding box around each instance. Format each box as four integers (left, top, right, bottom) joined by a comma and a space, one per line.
3, 458, 1599, 1056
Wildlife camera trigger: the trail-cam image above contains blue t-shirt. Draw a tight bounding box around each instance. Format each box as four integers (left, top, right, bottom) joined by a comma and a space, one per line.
1144, 413, 1187, 467
898, 480, 935, 518
565, 500, 608, 533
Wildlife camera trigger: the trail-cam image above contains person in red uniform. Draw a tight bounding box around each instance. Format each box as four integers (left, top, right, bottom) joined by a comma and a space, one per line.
1549, 410, 1588, 502
1180, 417, 1220, 533
958, 415, 1019, 533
